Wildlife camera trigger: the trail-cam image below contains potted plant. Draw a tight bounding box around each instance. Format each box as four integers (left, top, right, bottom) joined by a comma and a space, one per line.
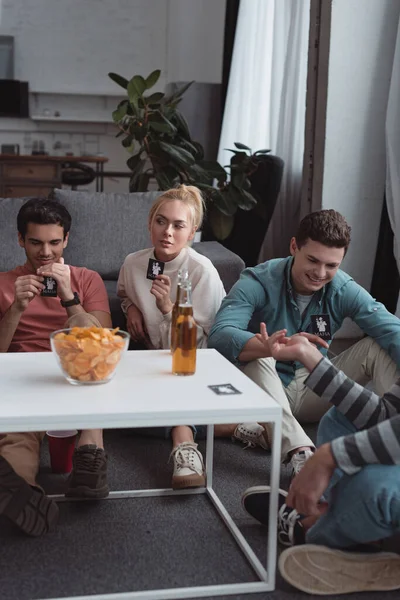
108, 70, 282, 261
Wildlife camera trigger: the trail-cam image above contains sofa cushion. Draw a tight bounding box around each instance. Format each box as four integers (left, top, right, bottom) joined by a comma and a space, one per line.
54, 189, 161, 279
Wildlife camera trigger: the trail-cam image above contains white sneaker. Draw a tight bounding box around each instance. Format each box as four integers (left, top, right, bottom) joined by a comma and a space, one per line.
232, 423, 269, 450
290, 448, 314, 478
170, 442, 206, 489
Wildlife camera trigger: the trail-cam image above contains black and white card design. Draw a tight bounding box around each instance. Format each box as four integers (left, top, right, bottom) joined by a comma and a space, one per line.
208, 383, 242, 396
146, 258, 165, 280
41, 276, 58, 297
310, 314, 331, 340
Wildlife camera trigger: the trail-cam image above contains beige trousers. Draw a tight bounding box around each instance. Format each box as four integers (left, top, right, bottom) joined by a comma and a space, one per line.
243, 337, 400, 461
0, 313, 102, 487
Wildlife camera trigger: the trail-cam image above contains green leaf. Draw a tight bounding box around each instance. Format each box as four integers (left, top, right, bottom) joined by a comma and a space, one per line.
158, 142, 195, 167
211, 189, 237, 217
185, 163, 212, 183
122, 135, 134, 148
137, 173, 151, 192
145, 69, 161, 89
155, 171, 174, 190
145, 92, 165, 105
235, 188, 258, 211
254, 149, 271, 155
209, 205, 235, 240
108, 72, 129, 89
148, 121, 172, 133
179, 138, 201, 156
126, 153, 143, 171
192, 142, 204, 160
148, 112, 177, 135
199, 160, 227, 184
128, 158, 147, 191
164, 81, 194, 105
112, 103, 127, 123
173, 111, 191, 139
234, 142, 252, 152
129, 75, 146, 96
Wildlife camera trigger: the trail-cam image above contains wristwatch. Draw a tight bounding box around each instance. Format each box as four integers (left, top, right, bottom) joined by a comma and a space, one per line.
60, 292, 81, 308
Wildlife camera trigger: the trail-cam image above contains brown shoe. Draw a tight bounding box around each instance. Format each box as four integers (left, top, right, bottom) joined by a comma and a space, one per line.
0, 456, 59, 537
65, 444, 109, 499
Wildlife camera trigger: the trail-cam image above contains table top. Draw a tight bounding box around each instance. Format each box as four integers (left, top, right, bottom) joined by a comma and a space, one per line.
0, 154, 109, 163
0, 349, 280, 433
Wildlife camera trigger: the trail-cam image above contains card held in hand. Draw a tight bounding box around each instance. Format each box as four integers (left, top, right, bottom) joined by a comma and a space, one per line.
41, 276, 58, 297
146, 258, 165, 280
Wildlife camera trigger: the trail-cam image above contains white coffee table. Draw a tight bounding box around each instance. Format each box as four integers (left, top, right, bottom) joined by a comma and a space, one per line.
0, 349, 282, 600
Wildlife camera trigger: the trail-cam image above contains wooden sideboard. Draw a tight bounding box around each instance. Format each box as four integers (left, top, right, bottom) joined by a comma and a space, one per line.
0, 155, 108, 197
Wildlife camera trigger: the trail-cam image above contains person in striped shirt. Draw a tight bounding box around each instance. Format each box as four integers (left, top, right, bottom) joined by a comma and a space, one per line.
242, 326, 400, 596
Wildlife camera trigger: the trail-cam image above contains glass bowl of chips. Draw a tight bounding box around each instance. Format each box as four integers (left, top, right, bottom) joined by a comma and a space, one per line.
50, 327, 130, 385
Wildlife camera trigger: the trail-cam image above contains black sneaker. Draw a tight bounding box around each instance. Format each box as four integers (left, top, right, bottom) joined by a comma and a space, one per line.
0, 456, 59, 537
242, 485, 305, 546
65, 444, 109, 499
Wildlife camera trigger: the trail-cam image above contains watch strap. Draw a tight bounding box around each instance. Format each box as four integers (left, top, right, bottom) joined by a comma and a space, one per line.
60, 292, 81, 308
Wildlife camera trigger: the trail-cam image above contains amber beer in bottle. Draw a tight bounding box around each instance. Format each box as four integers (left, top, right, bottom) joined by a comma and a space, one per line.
170, 268, 189, 352
172, 281, 197, 376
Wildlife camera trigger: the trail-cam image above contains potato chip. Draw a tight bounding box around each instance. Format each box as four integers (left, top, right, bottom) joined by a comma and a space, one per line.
52, 326, 127, 382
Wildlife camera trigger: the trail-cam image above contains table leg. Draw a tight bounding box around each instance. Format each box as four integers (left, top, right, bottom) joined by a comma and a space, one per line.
266, 416, 282, 590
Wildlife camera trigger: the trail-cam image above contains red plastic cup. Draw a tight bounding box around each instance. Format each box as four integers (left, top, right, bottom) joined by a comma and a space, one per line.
46, 430, 78, 474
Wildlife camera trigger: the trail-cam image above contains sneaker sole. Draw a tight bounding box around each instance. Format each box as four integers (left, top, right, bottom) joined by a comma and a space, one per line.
0, 456, 59, 537
65, 484, 109, 499
242, 485, 288, 526
279, 545, 400, 595
172, 474, 206, 490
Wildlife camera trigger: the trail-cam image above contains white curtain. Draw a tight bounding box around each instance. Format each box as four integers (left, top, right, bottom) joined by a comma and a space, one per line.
218, 0, 310, 260
386, 18, 400, 317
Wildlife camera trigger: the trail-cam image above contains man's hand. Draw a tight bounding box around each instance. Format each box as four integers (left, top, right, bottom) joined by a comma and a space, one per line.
256, 324, 327, 369
286, 443, 337, 516
150, 275, 173, 315
13, 274, 45, 312
36, 257, 73, 302
254, 323, 288, 357
127, 304, 147, 342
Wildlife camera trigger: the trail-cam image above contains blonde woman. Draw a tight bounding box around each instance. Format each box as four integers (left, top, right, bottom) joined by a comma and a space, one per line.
117, 185, 266, 488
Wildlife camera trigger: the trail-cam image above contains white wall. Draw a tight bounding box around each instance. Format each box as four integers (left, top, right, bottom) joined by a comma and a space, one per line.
322, 0, 400, 291
0, 0, 226, 193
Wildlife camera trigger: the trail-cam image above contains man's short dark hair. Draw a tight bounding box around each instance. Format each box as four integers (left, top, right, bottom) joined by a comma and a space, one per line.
17, 198, 72, 239
295, 209, 351, 253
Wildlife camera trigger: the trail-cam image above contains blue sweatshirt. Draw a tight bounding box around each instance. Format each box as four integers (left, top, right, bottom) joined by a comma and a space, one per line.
208, 256, 400, 386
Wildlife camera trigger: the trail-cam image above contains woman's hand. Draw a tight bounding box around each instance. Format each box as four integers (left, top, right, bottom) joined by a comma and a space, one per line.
150, 275, 173, 315
126, 304, 147, 342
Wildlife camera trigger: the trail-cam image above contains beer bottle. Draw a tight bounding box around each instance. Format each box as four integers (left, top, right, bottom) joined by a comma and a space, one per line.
172, 280, 197, 376
170, 268, 189, 352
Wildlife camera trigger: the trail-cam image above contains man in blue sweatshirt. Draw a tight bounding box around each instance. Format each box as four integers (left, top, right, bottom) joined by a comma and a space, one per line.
208, 209, 400, 475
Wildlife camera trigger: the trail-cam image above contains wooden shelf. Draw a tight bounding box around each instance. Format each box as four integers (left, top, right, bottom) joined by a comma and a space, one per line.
31, 115, 113, 124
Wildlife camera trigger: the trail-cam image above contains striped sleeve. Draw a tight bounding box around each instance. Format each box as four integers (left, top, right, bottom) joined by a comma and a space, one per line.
305, 357, 400, 474
305, 357, 400, 428
331, 415, 400, 474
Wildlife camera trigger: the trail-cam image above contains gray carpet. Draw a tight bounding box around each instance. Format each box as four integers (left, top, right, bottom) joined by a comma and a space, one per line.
0, 428, 397, 600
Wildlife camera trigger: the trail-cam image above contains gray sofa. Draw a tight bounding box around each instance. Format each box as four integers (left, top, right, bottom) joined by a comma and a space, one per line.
0, 190, 245, 328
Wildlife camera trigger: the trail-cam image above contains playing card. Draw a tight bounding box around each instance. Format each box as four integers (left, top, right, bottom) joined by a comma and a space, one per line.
41, 276, 58, 297
208, 383, 242, 395
146, 258, 165, 280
